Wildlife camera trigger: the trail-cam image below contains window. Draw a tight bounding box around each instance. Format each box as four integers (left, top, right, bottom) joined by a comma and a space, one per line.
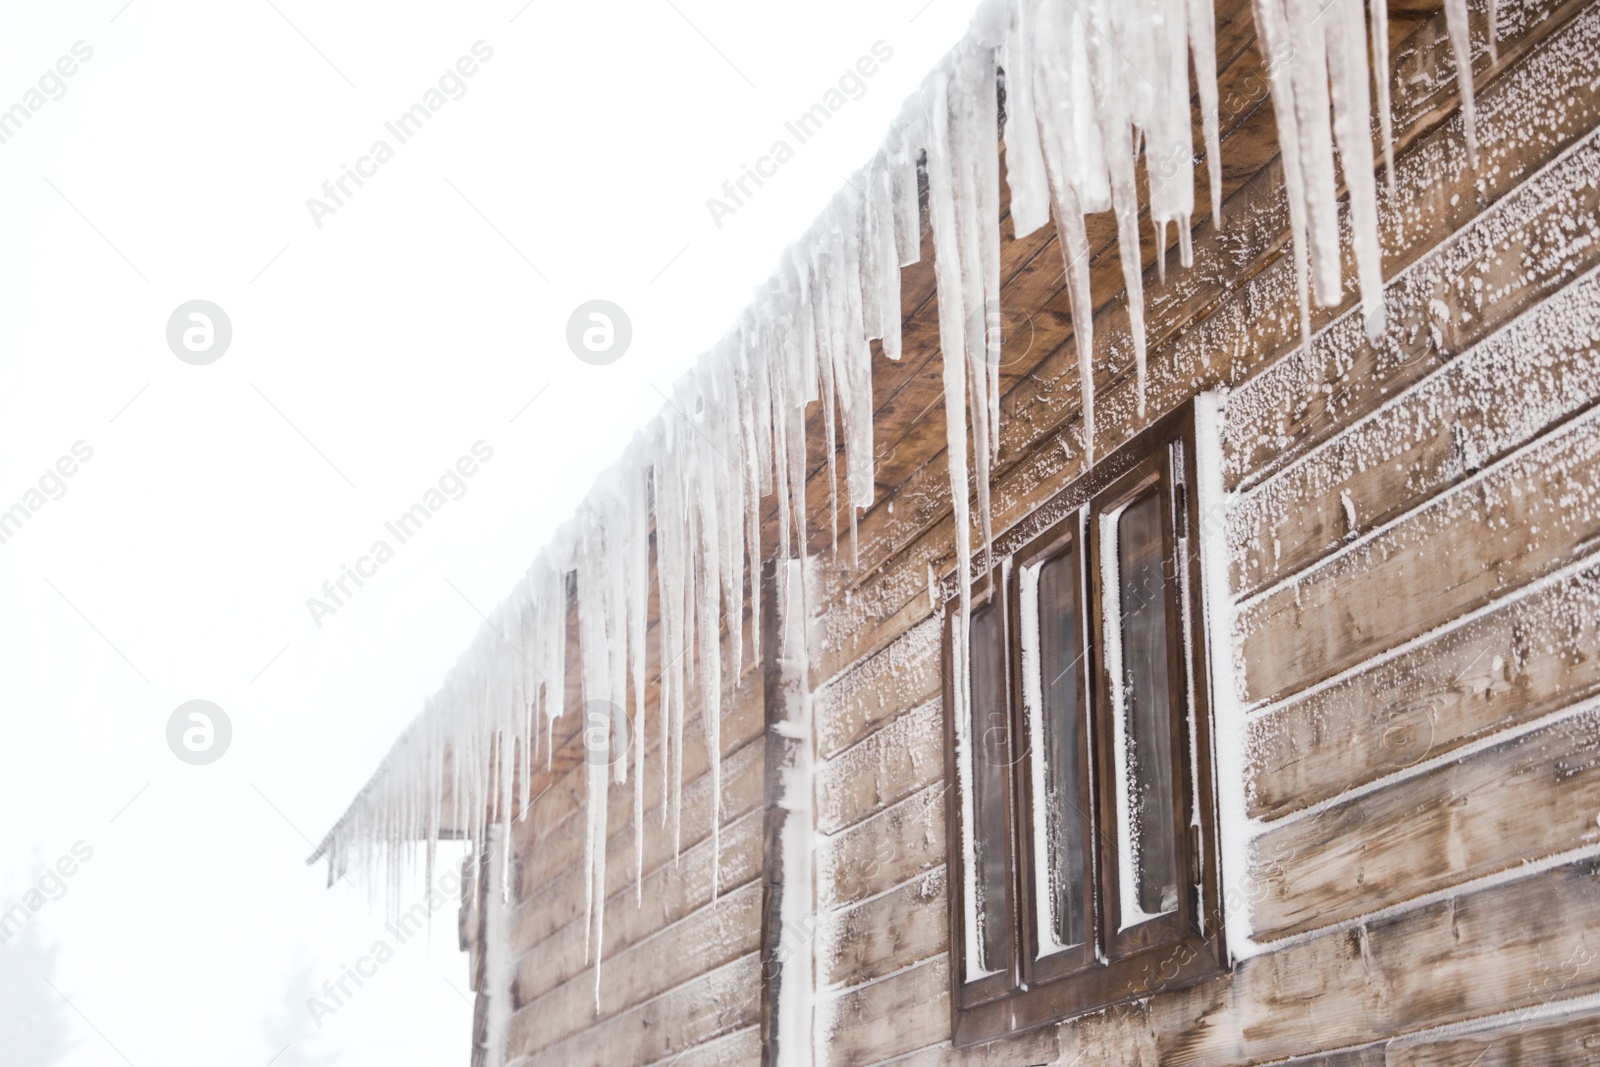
943, 405, 1225, 1044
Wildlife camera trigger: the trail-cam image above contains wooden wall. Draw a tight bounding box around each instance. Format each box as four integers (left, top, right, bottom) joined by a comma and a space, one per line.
492, 0, 1600, 1063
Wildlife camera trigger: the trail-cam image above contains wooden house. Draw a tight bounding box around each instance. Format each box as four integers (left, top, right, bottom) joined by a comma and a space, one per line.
313, 0, 1600, 1063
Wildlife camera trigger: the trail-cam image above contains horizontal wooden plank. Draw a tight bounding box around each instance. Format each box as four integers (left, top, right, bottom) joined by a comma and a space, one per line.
817, 698, 943, 835
1251, 705, 1600, 939
642, 1025, 760, 1067
815, 560, 940, 700
1248, 557, 1600, 820
1160, 857, 1600, 1065
513, 807, 763, 1007
816, 614, 942, 760
872, 1020, 1059, 1067
1051, 993, 1600, 1067
1227, 1009, 1600, 1067
819, 781, 947, 908
1386, 1004, 1600, 1065
514, 952, 761, 1067
820, 866, 946, 989
822, 954, 950, 1065
514, 669, 763, 900
1277, 1051, 1384, 1067
512, 735, 765, 954
1230, 252, 1600, 599
1238, 406, 1600, 706
510, 880, 762, 1058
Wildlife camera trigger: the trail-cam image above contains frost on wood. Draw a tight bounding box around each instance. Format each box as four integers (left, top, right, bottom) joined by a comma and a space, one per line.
308, 0, 1413, 1008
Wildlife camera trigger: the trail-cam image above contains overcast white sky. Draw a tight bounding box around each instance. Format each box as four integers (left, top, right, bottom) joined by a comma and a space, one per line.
0, 1, 978, 1064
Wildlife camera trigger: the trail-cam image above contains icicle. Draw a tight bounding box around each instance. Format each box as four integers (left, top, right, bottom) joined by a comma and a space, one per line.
1035, 0, 1110, 460
576, 509, 619, 1003
674, 433, 694, 863
812, 250, 842, 555
655, 428, 689, 856
974, 45, 1003, 464
835, 186, 877, 521
1084, 5, 1150, 414
626, 456, 650, 905
1288, 0, 1343, 307
649, 463, 671, 830
944, 44, 1000, 581
1443, 0, 1479, 167
519, 610, 533, 822
693, 375, 725, 903
743, 333, 766, 666
607, 501, 631, 792
892, 131, 923, 268
925, 67, 993, 981
498, 725, 512, 900
926, 64, 970, 662
1370, 0, 1396, 193
1252, 0, 1316, 351
788, 246, 820, 405
768, 314, 794, 572
1188, 0, 1223, 227
1325, 0, 1385, 340
1134, 0, 1196, 268
1252, 0, 1389, 343
781, 286, 812, 572
862, 154, 904, 361
1002, 0, 1051, 239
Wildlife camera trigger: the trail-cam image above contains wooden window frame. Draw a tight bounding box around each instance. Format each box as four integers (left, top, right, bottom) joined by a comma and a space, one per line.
943, 404, 1228, 1046
1013, 523, 1097, 990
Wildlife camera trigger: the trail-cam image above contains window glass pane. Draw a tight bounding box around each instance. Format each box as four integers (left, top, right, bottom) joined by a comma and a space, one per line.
1117, 492, 1180, 920
969, 602, 1011, 972
1037, 552, 1087, 949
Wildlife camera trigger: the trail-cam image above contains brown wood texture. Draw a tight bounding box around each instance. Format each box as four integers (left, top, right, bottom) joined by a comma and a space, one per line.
518, 952, 762, 1067
819, 866, 947, 989
1251, 705, 1600, 939
508, 736, 765, 1009
512, 808, 764, 1008
1248, 557, 1600, 821
820, 780, 948, 908
510, 702, 762, 949
1238, 407, 1600, 707
1229, 246, 1600, 602
1386, 1007, 1600, 1065
509, 880, 763, 1057
817, 697, 943, 835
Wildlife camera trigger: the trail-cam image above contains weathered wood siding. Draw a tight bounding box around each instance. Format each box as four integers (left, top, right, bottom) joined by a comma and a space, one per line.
491, 0, 1600, 1063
